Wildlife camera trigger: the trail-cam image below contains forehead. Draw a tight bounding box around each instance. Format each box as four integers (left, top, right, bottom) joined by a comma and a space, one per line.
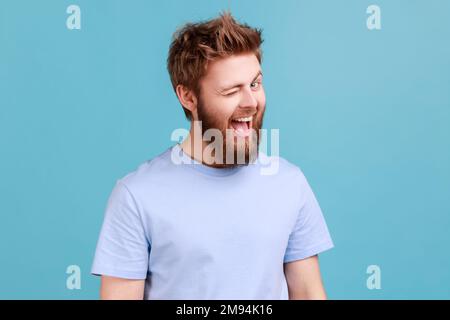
200, 53, 262, 89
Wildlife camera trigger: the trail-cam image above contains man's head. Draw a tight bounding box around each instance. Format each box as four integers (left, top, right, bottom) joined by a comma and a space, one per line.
167, 12, 266, 167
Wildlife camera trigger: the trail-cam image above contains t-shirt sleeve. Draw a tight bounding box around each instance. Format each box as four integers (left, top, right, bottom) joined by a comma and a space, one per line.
283, 169, 334, 263
91, 180, 150, 279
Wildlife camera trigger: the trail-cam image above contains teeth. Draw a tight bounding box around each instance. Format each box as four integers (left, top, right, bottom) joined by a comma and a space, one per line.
233, 116, 253, 122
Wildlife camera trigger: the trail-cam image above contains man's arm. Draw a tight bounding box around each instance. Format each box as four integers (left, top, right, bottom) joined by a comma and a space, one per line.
100, 275, 145, 300
283, 255, 328, 300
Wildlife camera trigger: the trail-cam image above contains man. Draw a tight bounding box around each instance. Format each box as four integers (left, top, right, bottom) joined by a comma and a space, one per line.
91, 12, 334, 300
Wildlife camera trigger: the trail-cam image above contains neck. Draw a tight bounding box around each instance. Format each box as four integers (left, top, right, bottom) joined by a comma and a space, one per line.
180, 121, 216, 167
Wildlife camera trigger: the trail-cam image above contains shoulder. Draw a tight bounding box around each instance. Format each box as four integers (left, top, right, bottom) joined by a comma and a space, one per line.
256, 150, 307, 184
114, 146, 175, 193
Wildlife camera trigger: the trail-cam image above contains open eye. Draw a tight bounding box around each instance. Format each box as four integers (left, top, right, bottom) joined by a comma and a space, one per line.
250, 80, 262, 90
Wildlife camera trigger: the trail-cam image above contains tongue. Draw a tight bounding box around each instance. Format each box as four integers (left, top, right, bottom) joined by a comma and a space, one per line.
231, 121, 248, 131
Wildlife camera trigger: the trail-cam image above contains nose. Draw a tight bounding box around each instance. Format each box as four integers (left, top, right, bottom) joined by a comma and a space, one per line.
239, 87, 258, 110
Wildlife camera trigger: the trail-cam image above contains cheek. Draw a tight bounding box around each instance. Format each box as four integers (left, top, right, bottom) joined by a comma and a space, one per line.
218, 98, 238, 120
257, 91, 266, 110
201, 93, 234, 120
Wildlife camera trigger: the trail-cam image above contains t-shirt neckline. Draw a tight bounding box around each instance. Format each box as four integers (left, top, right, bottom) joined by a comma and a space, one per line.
171, 143, 248, 177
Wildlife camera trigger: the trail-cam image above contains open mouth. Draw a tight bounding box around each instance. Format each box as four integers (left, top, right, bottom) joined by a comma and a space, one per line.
230, 116, 252, 137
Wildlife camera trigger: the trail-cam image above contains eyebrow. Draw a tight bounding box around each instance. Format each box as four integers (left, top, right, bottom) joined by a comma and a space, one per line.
218, 70, 263, 93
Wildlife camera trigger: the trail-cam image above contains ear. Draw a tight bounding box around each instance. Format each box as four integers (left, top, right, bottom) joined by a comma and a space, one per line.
175, 85, 198, 119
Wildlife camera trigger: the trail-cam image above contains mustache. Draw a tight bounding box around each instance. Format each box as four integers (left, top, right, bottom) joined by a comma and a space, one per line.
230, 112, 257, 120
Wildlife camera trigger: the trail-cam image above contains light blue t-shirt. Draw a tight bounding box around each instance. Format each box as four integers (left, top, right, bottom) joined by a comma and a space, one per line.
91, 143, 334, 299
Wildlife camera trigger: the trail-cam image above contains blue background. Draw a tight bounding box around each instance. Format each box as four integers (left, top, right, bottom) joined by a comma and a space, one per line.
1, 0, 449, 299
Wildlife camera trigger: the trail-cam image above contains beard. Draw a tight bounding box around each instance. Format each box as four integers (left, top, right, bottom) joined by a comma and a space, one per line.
196, 97, 265, 168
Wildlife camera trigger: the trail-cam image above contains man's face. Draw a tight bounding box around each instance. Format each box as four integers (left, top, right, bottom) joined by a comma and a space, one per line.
194, 53, 266, 168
